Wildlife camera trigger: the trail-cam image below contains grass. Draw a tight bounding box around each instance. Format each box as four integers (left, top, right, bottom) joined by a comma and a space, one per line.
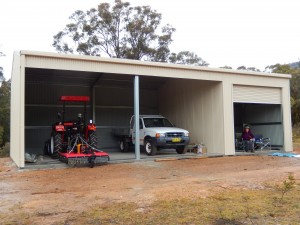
63, 184, 300, 225
292, 126, 300, 147
2, 175, 299, 225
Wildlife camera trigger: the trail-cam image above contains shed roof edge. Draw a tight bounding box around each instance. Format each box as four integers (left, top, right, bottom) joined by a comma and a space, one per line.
19, 50, 292, 79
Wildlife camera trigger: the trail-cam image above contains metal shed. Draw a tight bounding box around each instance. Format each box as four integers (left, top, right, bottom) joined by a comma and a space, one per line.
10, 50, 293, 167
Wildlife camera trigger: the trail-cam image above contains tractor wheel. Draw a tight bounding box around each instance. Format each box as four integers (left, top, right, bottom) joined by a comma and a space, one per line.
44, 140, 50, 155
176, 146, 188, 154
144, 139, 157, 156
120, 138, 129, 152
88, 131, 98, 148
50, 132, 62, 158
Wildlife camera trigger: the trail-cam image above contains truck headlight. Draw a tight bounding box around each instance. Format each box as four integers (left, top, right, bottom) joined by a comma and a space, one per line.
156, 133, 165, 138
184, 132, 189, 137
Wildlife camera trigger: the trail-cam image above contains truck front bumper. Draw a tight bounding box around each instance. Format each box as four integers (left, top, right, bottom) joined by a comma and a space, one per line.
152, 136, 190, 148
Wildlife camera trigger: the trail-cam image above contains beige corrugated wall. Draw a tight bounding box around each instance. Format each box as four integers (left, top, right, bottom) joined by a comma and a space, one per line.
158, 79, 225, 154
10, 52, 26, 167
281, 81, 293, 152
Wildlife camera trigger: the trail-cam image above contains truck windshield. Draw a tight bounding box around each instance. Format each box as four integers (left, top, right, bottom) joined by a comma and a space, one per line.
143, 118, 174, 128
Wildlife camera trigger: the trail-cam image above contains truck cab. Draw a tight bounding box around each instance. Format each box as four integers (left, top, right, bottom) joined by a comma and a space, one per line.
120, 115, 190, 156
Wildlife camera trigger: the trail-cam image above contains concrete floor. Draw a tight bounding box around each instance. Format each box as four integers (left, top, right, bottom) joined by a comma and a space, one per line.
24, 147, 283, 170
24, 148, 218, 169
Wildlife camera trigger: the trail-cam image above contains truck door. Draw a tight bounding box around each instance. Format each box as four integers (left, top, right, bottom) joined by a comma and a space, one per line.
131, 118, 144, 146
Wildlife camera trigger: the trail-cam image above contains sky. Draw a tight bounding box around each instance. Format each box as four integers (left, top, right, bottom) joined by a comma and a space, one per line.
0, 0, 300, 79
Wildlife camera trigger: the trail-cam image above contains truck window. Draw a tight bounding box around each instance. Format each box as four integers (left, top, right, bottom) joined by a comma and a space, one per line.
130, 117, 143, 129
130, 118, 134, 129
139, 119, 143, 129
143, 118, 174, 128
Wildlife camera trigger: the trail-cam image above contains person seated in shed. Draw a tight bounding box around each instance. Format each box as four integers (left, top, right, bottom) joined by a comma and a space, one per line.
242, 125, 255, 152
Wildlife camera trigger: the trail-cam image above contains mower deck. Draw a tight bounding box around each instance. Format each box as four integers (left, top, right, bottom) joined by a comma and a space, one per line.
58, 151, 110, 167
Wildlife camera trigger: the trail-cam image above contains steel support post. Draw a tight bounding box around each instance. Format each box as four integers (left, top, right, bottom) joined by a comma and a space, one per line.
134, 75, 140, 160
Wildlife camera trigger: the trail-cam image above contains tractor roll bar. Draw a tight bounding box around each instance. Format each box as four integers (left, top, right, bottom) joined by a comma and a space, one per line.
60, 96, 90, 102
60, 96, 90, 126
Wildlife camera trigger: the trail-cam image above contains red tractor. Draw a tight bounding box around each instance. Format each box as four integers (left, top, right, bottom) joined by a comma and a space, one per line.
47, 96, 109, 167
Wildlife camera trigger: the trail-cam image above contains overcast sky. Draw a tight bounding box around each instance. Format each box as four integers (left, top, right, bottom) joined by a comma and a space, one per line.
0, 0, 300, 79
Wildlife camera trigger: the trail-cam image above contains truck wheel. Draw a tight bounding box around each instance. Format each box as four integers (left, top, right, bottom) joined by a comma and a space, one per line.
88, 131, 98, 148
176, 146, 187, 154
144, 139, 157, 156
50, 132, 62, 158
120, 139, 129, 152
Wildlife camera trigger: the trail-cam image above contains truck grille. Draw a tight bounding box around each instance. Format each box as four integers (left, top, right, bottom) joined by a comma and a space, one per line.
166, 132, 184, 138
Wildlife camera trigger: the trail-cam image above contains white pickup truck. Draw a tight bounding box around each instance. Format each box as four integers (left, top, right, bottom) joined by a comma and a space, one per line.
117, 115, 190, 156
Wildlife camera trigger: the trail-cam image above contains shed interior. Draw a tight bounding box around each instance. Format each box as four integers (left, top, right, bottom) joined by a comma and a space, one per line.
25, 68, 224, 156
234, 103, 283, 147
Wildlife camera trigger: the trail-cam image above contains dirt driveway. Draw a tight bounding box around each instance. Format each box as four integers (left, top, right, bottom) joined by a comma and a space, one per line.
1, 152, 300, 224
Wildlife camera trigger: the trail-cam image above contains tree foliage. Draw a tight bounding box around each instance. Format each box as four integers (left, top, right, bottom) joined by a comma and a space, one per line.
0, 67, 4, 82
267, 63, 300, 125
53, 0, 208, 65
0, 51, 4, 82
0, 79, 10, 146
237, 66, 261, 72
169, 51, 208, 66
220, 66, 233, 69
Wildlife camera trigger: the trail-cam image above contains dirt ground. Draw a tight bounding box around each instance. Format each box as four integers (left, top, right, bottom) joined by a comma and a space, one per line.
1, 149, 300, 224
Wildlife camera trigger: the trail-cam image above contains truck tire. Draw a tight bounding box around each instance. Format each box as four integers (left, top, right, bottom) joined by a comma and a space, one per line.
88, 131, 98, 148
176, 146, 187, 154
50, 132, 62, 158
144, 139, 157, 156
120, 138, 129, 152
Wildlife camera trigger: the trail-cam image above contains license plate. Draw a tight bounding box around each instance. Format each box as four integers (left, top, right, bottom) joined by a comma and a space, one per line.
172, 138, 181, 143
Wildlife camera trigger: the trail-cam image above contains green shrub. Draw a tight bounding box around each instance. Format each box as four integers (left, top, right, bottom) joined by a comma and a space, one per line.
0, 142, 10, 157
0, 126, 3, 146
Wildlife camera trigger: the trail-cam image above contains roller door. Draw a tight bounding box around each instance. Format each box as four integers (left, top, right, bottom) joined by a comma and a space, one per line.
233, 85, 281, 104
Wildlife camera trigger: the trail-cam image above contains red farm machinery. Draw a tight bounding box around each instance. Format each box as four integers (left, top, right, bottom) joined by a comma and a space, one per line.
46, 96, 109, 167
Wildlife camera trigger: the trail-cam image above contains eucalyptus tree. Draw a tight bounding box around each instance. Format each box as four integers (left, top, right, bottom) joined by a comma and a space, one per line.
53, 0, 208, 65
